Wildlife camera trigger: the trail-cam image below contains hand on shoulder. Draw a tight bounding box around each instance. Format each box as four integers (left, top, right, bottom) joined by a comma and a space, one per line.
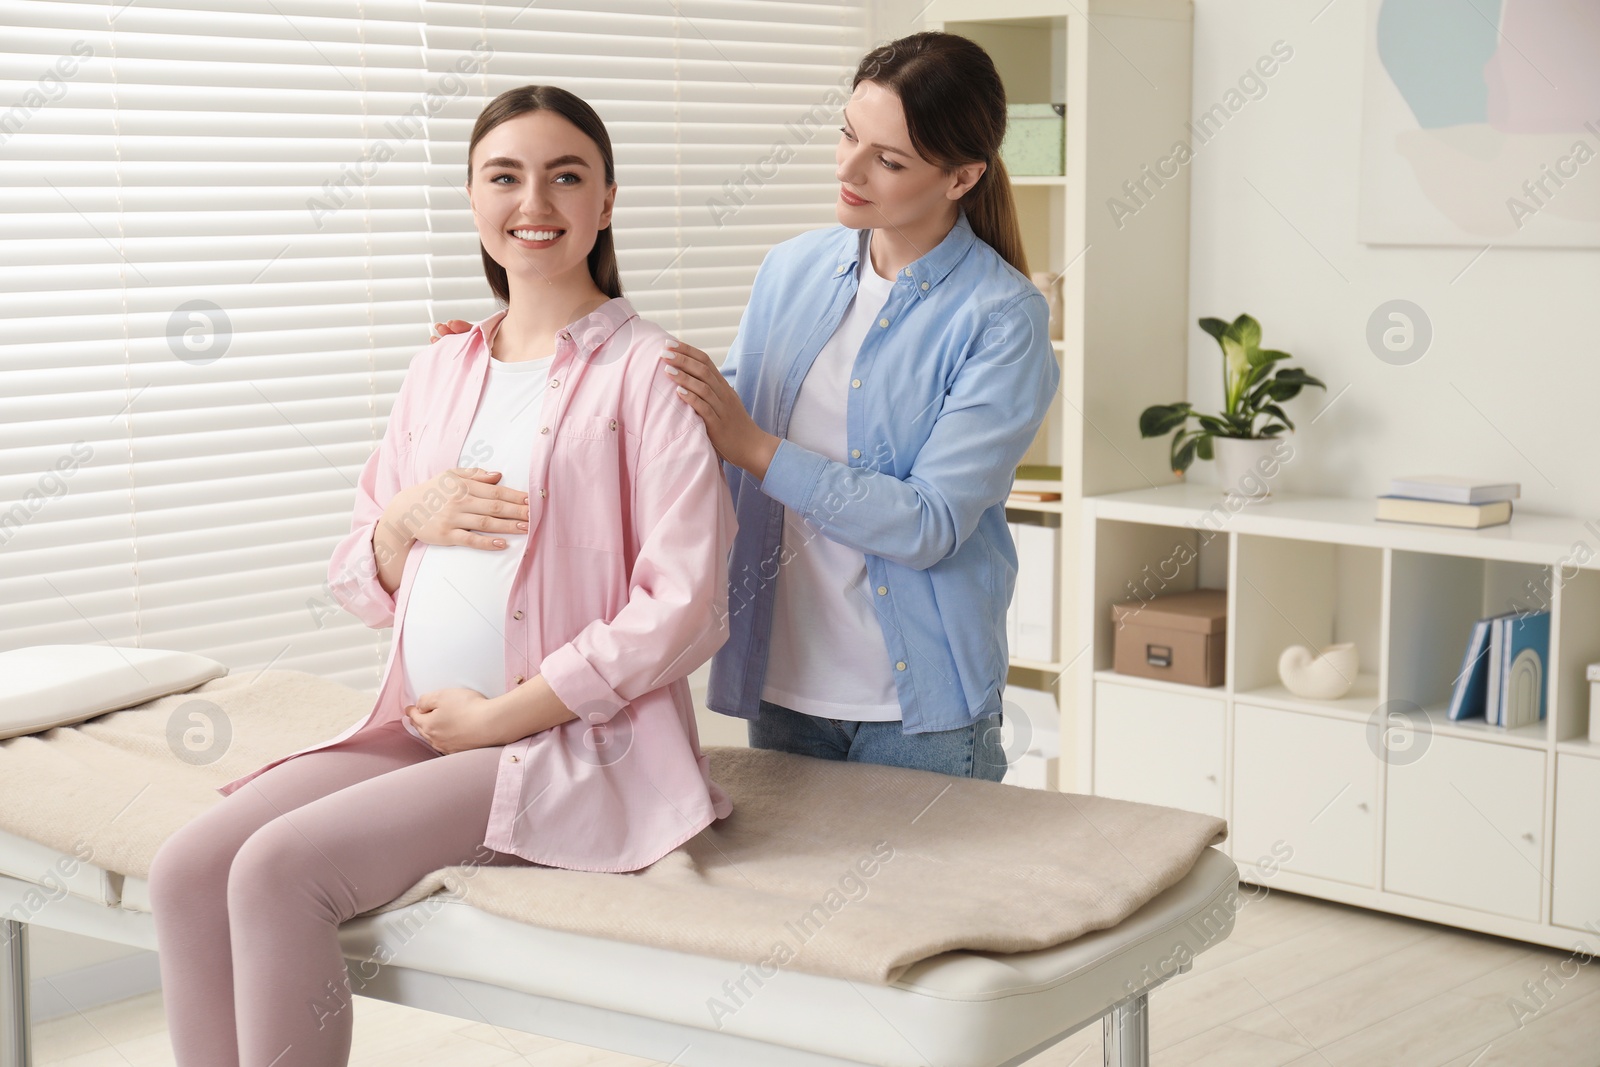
429, 319, 472, 344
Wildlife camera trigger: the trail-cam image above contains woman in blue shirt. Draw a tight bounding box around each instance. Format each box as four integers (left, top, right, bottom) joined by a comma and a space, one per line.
663, 31, 1061, 782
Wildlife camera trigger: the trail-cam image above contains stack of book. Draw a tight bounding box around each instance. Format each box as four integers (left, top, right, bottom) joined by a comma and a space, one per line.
1377, 475, 1518, 529
1010, 464, 1063, 505
1447, 609, 1551, 728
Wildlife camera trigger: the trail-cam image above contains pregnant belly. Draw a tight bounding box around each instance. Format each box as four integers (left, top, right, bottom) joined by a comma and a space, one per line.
401, 543, 519, 712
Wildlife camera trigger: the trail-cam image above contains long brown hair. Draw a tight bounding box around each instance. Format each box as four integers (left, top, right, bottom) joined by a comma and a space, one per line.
853, 32, 1028, 275
467, 85, 622, 304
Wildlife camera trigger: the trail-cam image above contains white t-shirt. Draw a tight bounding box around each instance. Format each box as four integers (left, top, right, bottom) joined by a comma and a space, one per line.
400, 353, 552, 747
760, 236, 903, 721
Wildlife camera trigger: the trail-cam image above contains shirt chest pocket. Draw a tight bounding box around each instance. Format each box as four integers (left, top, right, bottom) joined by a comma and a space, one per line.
548, 414, 624, 554
395, 421, 429, 486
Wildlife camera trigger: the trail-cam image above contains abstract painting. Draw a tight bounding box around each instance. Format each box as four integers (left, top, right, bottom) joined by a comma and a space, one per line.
1359, 0, 1600, 247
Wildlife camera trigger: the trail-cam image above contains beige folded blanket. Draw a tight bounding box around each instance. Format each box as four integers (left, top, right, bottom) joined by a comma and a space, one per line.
0, 669, 1227, 984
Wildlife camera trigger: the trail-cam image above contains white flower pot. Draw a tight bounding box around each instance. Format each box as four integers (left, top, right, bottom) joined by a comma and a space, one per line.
1212, 436, 1285, 499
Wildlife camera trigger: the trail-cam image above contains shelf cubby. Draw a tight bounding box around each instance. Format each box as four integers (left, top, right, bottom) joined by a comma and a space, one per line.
1232, 534, 1383, 714
1388, 550, 1552, 742
1554, 565, 1600, 744
1086, 518, 1229, 678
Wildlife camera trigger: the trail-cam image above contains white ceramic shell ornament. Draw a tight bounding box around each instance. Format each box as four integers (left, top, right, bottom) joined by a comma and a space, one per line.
1277, 642, 1359, 700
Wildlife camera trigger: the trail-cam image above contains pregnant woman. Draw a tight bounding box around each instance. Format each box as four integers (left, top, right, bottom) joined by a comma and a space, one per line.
432, 33, 1058, 784
147, 86, 735, 1067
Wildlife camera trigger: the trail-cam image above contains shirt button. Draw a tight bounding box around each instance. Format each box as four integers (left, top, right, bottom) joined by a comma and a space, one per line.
903, 268, 912, 276
514, 675, 525, 685
920, 281, 930, 291
539, 488, 546, 498
851, 378, 861, 388
609, 419, 617, 430
877, 585, 887, 595
878, 318, 889, 328
851, 448, 861, 459
895, 661, 907, 671
540, 426, 549, 434
549, 379, 560, 389
509, 753, 520, 763
513, 610, 523, 620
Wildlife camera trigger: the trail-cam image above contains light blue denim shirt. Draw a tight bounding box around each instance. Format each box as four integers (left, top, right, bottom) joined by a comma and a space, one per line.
706, 211, 1062, 733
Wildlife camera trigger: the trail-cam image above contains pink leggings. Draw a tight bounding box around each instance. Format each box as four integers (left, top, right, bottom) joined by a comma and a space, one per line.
146, 718, 540, 1067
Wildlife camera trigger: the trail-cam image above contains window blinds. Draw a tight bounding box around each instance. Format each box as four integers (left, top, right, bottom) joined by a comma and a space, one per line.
0, 0, 866, 693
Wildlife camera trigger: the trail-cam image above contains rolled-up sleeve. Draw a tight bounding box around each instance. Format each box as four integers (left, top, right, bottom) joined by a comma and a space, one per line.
758, 290, 1058, 571
539, 376, 737, 722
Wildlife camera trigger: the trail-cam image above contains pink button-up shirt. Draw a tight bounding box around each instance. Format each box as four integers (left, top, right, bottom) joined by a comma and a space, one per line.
217, 298, 738, 873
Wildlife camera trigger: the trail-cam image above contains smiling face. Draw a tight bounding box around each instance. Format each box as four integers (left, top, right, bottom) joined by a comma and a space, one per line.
467, 109, 616, 289
834, 79, 984, 234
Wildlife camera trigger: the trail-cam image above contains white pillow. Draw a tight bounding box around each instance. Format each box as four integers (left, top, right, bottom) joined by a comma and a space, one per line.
0, 644, 229, 741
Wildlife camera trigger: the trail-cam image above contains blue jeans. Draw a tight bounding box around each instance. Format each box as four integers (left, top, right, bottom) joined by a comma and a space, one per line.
749, 700, 1009, 782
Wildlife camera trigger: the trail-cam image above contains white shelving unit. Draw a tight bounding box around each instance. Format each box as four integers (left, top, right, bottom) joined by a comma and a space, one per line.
1079, 483, 1600, 951
924, 0, 1196, 770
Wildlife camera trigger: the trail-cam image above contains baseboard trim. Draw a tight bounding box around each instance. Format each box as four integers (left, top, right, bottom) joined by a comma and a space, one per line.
30, 950, 161, 1023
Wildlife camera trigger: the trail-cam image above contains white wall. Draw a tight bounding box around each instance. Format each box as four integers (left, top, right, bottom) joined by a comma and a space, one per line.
25, 928, 158, 1022
1184, 0, 1599, 517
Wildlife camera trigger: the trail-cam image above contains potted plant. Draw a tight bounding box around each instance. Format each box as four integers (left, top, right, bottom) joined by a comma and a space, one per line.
1138, 313, 1326, 497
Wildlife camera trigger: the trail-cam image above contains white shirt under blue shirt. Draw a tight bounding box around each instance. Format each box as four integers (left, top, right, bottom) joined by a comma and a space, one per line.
760, 233, 902, 721
708, 210, 1061, 734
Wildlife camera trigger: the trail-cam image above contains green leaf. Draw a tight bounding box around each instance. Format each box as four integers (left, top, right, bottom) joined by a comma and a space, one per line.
1238, 361, 1273, 399
1195, 434, 1214, 461
1262, 403, 1295, 431
1221, 337, 1251, 403
1248, 347, 1292, 368
1227, 314, 1262, 353
1172, 436, 1198, 473
1195, 413, 1231, 435
1139, 402, 1192, 438
1244, 374, 1280, 411
1271, 368, 1327, 390
1258, 424, 1287, 437
1197, 317, 1230, 343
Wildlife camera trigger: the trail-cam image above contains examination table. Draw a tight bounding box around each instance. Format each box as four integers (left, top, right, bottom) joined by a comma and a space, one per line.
0, 645, 1240, 1067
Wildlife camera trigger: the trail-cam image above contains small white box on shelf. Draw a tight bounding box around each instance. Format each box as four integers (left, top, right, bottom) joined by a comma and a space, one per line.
1014, 523, 1059, 663
1007, 750, 1060, 791
1006, 521, 1022, 653
1588, 662, 1600, 744
1002, 685, 1060, 791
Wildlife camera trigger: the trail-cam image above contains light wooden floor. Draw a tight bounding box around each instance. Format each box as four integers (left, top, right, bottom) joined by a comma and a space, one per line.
32, 885, 1600, 1067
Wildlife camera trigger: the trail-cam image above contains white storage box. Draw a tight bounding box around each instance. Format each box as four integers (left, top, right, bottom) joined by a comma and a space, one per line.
1588, 662, 1600, 744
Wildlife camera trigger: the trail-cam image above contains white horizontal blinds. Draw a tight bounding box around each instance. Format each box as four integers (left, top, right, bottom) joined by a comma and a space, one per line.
425, 0, 865, 353
0, 3, 137, 652
1, 1, 866, 691
0, 1, 440, 689
418, 0, 494, 327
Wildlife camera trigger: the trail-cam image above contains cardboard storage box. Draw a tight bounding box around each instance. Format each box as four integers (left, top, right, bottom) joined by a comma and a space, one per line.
1111, 588, 1227, 687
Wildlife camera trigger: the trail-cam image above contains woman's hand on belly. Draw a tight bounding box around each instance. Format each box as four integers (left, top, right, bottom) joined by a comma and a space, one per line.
404, 688, 508, 755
